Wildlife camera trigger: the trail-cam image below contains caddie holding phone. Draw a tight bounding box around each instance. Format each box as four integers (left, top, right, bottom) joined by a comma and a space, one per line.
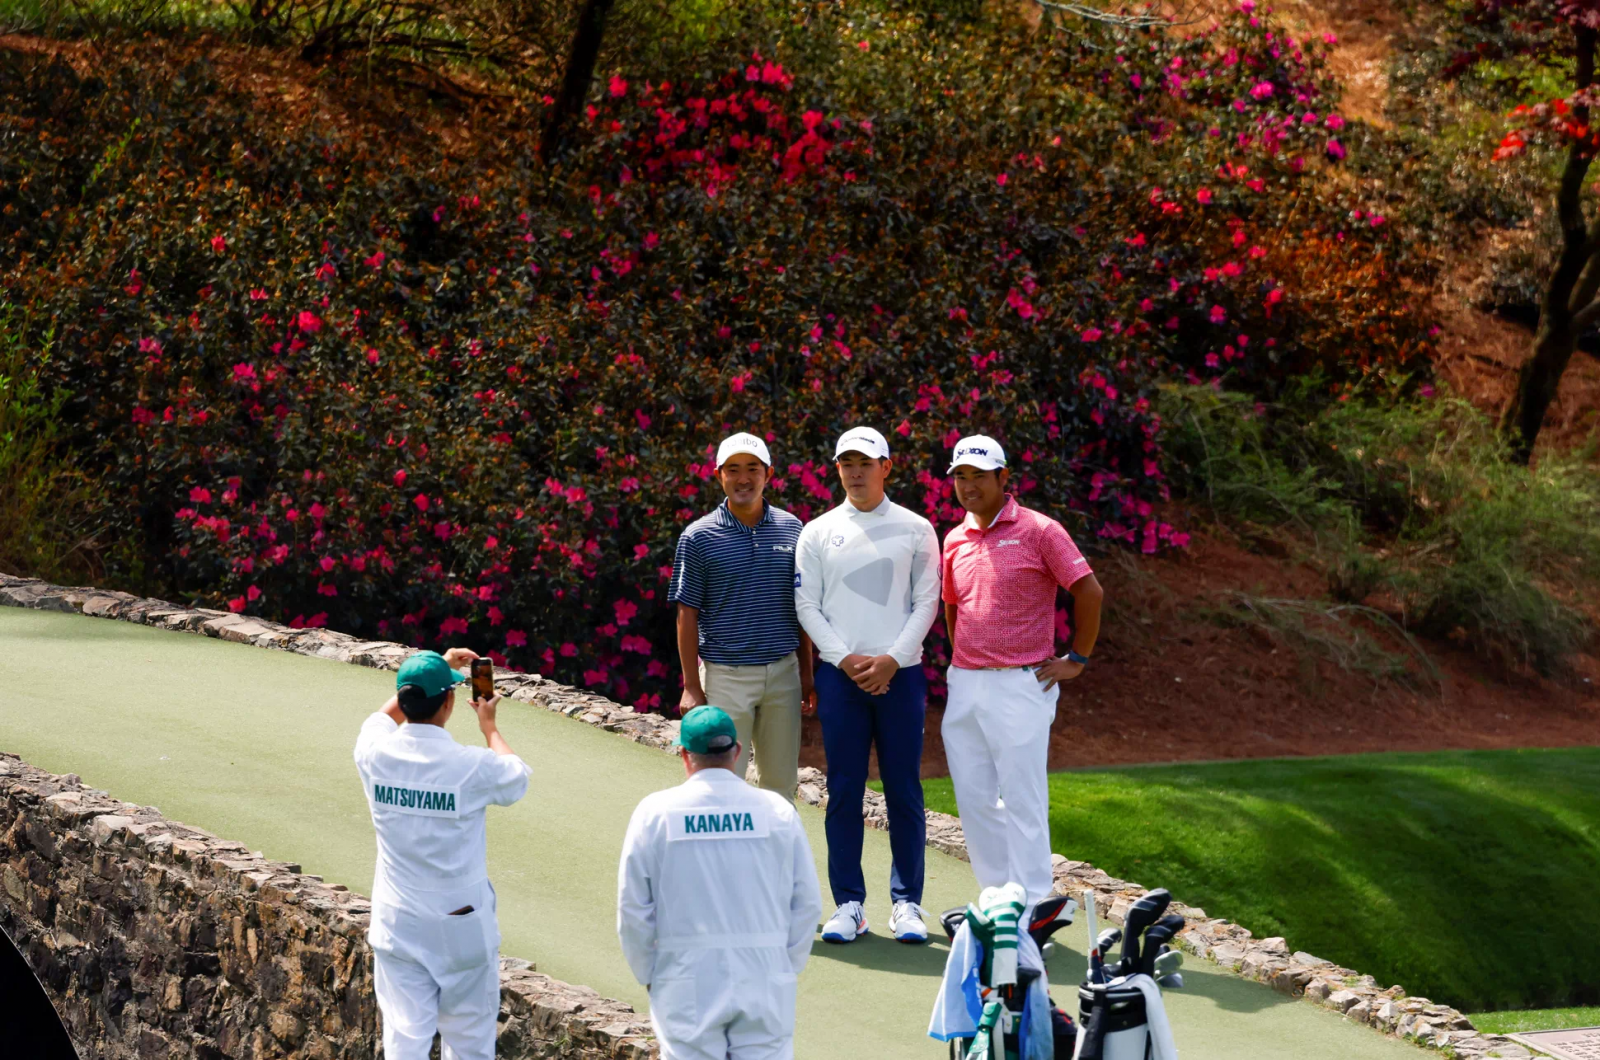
353, 647, 531, 1060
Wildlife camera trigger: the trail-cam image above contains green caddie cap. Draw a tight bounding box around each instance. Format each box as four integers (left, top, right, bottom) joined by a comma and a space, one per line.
396, 650, 466, 698
674, 705, 739, 755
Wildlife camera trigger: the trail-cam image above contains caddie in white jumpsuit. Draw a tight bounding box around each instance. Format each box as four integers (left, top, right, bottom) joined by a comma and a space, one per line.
354, 648, 532, 1060
617, 705, 823, 1060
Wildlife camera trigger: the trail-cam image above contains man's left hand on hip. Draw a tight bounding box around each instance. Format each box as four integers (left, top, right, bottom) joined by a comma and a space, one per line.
1034, 656, 1085, 691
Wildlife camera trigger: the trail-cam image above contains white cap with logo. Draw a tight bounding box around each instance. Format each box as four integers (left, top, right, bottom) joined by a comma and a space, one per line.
834, 426, 891, 461
947, 434, 1007, 473
716, 432, 773, 468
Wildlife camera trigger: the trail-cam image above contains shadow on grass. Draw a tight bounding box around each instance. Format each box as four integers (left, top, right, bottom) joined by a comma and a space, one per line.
805, 933, 952, 978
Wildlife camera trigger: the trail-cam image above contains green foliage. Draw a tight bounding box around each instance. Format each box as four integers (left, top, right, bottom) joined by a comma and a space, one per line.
918, 748, 1600, 1012
1164, 382, 1600, 672
0, 305, 93, 582
0, 2, 1433, 704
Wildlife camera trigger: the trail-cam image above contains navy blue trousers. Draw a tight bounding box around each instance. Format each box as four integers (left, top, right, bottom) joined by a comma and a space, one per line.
815, 661, 927, 907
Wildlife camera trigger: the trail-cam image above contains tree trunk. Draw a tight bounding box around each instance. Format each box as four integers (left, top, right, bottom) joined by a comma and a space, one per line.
539, 0, 617, 163
1500, 24, 1599, 464
1500, 317, 1578, 464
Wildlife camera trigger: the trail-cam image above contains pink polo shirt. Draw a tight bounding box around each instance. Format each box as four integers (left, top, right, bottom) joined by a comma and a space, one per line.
942, 496, 1093, 669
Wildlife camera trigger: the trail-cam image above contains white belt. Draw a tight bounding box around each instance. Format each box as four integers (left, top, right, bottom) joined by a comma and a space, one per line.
657, 932, 788, 951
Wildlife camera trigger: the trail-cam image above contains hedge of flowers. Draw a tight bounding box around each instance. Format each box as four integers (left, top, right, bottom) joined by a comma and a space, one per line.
1, 3, 1433, 707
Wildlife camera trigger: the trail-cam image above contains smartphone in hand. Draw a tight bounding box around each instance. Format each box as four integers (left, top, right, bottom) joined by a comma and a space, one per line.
471, 658, 494, 702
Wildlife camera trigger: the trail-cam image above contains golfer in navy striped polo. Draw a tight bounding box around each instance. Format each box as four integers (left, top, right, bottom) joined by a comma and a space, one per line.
669, 432, 815, 800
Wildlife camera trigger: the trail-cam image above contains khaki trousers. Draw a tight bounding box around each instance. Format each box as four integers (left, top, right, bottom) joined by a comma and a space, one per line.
699, 653, 802, 801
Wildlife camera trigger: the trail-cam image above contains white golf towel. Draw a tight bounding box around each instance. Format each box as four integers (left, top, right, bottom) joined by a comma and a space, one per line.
1127, 973, 1179, 1060
929, 920, 984, 1042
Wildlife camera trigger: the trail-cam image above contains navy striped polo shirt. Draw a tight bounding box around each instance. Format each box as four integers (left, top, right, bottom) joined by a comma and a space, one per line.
669, 500, 803, 666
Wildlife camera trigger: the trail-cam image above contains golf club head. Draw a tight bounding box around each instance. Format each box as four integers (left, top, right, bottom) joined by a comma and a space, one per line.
1152, 947, 1184, 979
1117, 888, 1171, 970
940, 907, 967, 941
1138, 915, 1187, 977
1096, 927, 1122, 954
1158, 973, 1184, 990
1028, 894, 1078, 949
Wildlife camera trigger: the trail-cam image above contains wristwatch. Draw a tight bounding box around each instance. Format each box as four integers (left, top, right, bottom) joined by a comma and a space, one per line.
1065, 650, 1091, 666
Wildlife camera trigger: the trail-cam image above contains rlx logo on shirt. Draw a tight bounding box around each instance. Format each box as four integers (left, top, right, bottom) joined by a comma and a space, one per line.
995, 539, 1023, 547
771, 544, 794, 552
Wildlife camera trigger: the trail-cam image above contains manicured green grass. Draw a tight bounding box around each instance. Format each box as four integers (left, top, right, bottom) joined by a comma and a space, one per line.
1468, 1007, 1600, 1035
918, 748, 1600, 1012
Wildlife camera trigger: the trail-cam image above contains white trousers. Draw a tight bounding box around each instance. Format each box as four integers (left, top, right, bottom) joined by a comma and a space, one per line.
369, 880, 502, 1060
649, 947, 797, 1060
942, 666, 1056, 903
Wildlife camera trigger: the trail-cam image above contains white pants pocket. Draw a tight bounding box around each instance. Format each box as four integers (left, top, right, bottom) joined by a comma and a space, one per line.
436, 908, 495, 975
649, 976, 702, 1046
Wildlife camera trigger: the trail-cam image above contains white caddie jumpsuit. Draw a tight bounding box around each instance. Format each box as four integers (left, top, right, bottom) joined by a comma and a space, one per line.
617, 767, 823, 1060
354, 713, 532, 1060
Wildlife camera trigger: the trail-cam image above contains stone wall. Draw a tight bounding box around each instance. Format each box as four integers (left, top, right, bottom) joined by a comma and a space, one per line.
0, 571, 1537, 1059
0, 752, 654, 1059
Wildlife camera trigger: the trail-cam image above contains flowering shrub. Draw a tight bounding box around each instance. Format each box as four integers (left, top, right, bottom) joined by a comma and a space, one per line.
2, 4, 1433, 707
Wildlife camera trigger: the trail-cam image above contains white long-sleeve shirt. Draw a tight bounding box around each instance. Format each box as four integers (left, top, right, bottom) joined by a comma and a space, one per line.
616, 767, 822, 986
353, 713, 532, 905
794, 496, 941, 669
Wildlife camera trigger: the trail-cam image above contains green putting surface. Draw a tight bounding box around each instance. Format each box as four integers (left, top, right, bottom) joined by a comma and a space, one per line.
0, 608, 1422, 1059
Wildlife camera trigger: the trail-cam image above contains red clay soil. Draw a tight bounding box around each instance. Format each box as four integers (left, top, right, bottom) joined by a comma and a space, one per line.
798, 530, 1600, 778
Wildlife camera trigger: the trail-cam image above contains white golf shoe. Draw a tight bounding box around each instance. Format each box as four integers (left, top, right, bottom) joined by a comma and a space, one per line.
821, 901, 868, 943
888, 901, 929, 944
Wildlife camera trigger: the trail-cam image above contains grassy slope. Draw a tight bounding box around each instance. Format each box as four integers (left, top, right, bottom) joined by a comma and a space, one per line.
1469, 1006, 1600, 1034
919, 749, 1600, 1012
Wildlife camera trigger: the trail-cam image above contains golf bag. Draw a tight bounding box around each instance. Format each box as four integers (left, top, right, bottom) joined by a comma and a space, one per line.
930, 887, 1080, 1060
1073, 888, 1184, 1060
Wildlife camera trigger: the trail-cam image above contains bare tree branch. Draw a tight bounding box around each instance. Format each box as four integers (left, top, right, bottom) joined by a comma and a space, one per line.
1030, 0, 1208, 29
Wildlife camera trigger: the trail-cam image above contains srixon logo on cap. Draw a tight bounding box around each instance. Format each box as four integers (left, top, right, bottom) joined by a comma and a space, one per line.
961, 446, 989, 457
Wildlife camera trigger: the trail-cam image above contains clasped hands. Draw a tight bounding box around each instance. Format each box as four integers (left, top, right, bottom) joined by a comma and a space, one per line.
839, 653, 899, 696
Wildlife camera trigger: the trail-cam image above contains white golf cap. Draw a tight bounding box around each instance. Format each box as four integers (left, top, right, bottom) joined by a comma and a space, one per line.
947, 434, 1007, 473
715, 432, 772, 468
834, 426, 891, 461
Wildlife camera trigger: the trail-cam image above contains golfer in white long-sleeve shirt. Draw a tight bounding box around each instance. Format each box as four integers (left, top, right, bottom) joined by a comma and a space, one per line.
618, 705, 822, 1060
354, 648, 532, 1060
794, 426, 941, 944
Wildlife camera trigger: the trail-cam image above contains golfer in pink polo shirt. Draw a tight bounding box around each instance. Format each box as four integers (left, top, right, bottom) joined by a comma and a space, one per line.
940, 435, 1104, 903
